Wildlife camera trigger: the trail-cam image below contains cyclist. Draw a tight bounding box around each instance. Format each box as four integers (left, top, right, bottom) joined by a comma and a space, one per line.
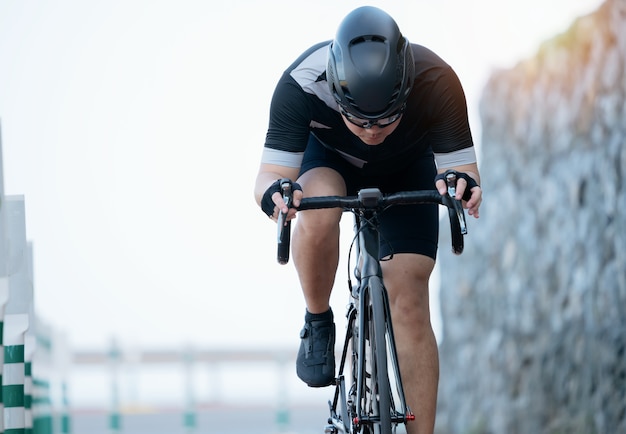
254, 6, 482, 433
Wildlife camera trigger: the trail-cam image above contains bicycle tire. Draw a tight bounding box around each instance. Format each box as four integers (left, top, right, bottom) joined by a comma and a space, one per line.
360, 279, 392, 434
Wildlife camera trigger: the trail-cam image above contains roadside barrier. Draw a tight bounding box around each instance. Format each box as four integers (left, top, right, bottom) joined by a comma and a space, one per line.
0, 193, 69, 434
0, 136, 297, 433
0, 196, 299, 432
0, 199, 299, 433
1, 195, 31, 434
73, 347, 299, 432
4, 313, 28, 433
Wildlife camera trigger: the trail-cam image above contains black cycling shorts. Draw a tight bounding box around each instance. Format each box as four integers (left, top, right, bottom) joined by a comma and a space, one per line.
299, 134, 439, 260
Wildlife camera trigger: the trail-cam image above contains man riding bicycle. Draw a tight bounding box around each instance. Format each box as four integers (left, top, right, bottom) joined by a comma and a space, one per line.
254, 6, 482, 433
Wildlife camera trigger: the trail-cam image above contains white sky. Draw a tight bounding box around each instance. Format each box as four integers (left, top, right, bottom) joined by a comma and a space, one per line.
0, 0, 603, 352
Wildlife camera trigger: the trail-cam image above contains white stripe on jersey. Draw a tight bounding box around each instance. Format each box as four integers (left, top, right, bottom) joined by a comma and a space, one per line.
261, 148, 304, 168
434, 147, 477, 168
289, 44, 338, 111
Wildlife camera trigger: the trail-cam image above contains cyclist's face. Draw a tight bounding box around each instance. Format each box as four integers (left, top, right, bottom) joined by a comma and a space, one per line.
342, 114, 402, 146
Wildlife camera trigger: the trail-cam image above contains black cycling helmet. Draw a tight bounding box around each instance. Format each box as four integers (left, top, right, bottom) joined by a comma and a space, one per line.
327, 6, 415, 120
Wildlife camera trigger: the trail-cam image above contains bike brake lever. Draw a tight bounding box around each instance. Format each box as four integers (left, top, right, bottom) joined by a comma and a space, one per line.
445, 172, 457, 198
277, 180, 294, 264
445, 172, 468, 235
277, 180, 292, 240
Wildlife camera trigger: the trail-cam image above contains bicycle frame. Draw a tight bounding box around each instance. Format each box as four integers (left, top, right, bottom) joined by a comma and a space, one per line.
325, 203, 413, 434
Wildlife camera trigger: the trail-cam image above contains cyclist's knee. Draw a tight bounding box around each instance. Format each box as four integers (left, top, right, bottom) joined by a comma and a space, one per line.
297, 167, 346, 197
296, 209, 342, 242
382, 254, 434, 317
382, 254, 434, 287
295, 167, 345, 236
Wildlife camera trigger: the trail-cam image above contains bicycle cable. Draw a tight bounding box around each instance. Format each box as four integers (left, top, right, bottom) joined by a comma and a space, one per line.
345, 210, 395, 295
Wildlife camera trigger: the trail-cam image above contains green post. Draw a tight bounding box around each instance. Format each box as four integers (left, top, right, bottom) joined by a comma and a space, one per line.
275, 355, 290, 432
182, 349, 196, 433
60, 382, 70, 434
0, 306, 5, 434
23, 361, 30, 434
108, 340, 121, 434
31, 325, 54, 434
3, 314, 29, 434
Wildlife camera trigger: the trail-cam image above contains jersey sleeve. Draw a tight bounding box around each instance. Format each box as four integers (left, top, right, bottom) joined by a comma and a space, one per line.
428, 67, 475, 160
264, 76, 312, 153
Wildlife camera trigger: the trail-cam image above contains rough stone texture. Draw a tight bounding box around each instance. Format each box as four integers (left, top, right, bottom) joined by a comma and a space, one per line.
435, 1, 626, 433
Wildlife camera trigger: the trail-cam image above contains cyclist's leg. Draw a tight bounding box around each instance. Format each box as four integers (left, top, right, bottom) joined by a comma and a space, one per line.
381, 254, 438, 434
292, 135, 349, 387
292, 166, 345, 313
292, 134, 350, 313
376, 152, 439, 434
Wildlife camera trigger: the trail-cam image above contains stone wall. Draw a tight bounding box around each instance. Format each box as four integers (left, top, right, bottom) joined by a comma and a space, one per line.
435, 1, 626, 433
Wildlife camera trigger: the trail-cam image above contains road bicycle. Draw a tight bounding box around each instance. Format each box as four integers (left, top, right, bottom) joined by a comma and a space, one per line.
275, 171, 467, 434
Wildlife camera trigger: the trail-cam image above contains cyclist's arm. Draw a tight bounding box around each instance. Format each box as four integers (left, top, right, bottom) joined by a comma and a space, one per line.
436, 162, 482, 218
425, 68, 480, 215
255, 163, 302, 218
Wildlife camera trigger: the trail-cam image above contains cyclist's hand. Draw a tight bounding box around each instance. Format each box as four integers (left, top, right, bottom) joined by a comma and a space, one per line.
435, 170, 482, 218
261, 179, 303, 221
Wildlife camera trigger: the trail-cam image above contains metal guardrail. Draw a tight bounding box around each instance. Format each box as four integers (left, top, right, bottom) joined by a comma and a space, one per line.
72, 348, 296, 364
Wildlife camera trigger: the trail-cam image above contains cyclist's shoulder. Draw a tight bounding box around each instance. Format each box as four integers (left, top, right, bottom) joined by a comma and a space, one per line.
410, 43, 458, 80
271, 40, 336, 117
279, 41, 332, 85
410, 43, 449, 65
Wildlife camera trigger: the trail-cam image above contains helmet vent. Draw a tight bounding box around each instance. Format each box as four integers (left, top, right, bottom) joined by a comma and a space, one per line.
352, 35, 386, 45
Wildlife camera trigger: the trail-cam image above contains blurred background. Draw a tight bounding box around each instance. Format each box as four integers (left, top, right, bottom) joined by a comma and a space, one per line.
1, 0, 619, 433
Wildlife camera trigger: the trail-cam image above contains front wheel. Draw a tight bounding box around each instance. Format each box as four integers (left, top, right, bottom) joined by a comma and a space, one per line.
358, 280, 392, 434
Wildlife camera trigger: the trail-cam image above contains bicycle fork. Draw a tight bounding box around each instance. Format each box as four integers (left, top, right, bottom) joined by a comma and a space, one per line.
325, 285, 414, 434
